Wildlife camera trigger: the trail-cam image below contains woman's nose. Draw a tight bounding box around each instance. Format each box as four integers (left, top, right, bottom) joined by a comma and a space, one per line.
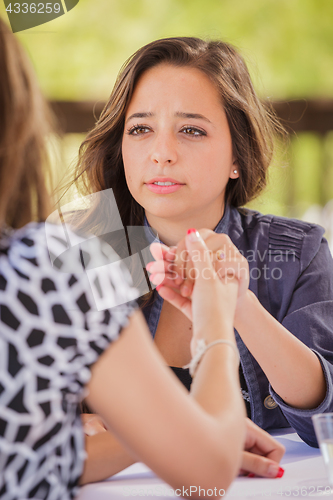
150, 133, 177, 166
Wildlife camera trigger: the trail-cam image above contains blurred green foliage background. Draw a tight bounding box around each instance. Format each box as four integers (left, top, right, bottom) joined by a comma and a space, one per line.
2, 0, 333, 100
1, 0, 333, 235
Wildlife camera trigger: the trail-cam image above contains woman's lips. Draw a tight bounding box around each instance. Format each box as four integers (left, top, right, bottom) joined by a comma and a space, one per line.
145, 183, 184, 194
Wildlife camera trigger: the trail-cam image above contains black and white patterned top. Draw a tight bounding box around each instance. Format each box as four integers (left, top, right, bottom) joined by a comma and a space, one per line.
0, 222, 138, 500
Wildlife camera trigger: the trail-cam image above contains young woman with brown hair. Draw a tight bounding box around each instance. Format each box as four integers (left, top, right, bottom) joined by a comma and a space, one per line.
72, 37, 333, 453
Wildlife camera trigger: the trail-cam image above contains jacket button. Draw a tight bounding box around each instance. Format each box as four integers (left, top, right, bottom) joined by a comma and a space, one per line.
264, 395, 278, 409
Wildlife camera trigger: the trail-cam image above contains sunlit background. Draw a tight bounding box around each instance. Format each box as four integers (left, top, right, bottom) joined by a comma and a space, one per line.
1, 0, 333, 247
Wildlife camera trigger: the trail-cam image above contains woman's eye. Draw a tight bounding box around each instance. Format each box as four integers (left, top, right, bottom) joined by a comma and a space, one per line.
180, 126, 206, 137
127, 125, 150, 135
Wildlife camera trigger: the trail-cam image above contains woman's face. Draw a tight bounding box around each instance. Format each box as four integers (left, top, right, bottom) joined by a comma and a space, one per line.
122, 64, 238, 229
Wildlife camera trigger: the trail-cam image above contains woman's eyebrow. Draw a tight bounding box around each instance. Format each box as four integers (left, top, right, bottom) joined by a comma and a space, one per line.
126, 111, 212, 124
126, 112, 153, 122
175, 112, 212, 123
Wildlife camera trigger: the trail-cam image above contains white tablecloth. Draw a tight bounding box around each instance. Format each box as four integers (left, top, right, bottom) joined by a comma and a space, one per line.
77, 429, 330, 499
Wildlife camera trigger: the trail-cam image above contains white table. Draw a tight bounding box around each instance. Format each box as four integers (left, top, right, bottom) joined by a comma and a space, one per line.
77, 429, 331, 499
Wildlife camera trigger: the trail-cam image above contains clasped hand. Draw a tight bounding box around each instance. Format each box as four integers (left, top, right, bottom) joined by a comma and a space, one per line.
147, 229, 250, 320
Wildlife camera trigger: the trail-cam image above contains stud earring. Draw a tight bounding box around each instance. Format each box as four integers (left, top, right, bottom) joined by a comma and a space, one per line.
233, 169, 238, 174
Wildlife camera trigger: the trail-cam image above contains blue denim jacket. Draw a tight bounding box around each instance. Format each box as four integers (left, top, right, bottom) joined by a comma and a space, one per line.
142, 205, 333, 447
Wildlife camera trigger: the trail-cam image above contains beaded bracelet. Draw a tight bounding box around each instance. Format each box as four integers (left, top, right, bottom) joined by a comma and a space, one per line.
183, 339, 240, 377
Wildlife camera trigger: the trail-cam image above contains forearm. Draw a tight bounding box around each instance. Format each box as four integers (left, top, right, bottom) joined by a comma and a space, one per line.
191, 339, 244, 415
86, 311, 245, 494
234, 291, 326, 409
189, 302, 246, 484
191, 281, 244, 414
80, 431, 136, 485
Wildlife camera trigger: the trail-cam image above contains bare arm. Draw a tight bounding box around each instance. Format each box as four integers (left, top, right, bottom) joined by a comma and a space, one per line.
234, 290, 326, 409
80, 414, 285, 484
86, 310, 244, 494
80, 432, 136, 484
85, 231, 245, 494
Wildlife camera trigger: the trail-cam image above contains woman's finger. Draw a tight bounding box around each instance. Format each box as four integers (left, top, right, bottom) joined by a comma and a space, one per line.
244, 419, 285, 464
149, 273, 181, 289
157, 285, 193, 321
146, 260, 173, 275
173, 234, 196, 285
214, 255, 250, 298
240, 451, 284, 478
150, 242, 175, 263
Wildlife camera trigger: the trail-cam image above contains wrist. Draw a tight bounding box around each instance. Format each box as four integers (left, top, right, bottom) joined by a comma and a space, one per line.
234, 289, 258, 330
184, 339, 240, 377
194, 323, 235, 347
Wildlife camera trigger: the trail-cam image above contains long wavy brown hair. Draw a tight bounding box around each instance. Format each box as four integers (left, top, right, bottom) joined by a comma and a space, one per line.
0, 18, 53, 229
71, 37, 283, 236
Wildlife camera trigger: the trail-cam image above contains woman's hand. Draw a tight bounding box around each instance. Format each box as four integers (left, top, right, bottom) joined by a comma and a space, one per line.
240, 419, 285, 478
148, 229, 249, 306
174, 229, 249, 300
149, 229, 239, 354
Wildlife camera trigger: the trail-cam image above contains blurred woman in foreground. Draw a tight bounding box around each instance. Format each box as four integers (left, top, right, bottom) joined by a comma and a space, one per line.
0, 18, 284, 500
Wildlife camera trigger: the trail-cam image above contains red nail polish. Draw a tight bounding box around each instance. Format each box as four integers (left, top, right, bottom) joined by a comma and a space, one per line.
187, 228, 196, 235
247, 473, 255, 478
276, 467, 284, 478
